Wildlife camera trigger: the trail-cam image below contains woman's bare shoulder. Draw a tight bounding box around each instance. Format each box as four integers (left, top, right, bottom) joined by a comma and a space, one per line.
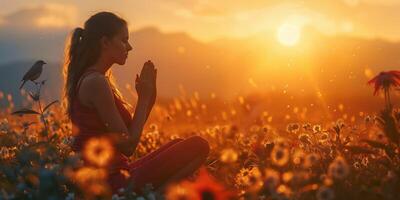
78, 72, 112, 106
81, 72, 109, 88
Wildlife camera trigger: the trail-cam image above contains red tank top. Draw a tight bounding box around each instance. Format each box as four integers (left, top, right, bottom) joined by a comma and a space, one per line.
70, 69, 131, 168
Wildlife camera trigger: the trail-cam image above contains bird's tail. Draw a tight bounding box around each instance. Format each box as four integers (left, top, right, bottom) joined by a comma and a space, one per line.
19, 80, 26, 90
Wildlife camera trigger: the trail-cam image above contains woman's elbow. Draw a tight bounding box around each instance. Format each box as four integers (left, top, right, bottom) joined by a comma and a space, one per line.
117, 140, 138, 157
118, 144, 134, 157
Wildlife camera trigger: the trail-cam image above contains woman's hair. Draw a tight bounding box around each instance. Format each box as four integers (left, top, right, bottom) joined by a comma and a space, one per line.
62, 11, 131, 119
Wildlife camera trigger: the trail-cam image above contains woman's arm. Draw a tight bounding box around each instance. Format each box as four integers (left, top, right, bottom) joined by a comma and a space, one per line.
122, 61, 157, 154
123, 97, 150, 155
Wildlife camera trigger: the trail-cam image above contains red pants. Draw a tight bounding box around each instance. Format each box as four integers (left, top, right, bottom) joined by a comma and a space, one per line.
108, 136, 210, 193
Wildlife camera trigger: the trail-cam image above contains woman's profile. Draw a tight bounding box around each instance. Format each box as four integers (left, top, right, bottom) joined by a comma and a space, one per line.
62, 11, 210, 194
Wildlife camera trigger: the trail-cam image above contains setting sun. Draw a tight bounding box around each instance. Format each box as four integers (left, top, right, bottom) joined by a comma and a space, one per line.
277, 23, 301, 46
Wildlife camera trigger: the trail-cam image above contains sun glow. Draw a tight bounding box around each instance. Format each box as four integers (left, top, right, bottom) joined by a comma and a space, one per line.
277, 23, 301, 46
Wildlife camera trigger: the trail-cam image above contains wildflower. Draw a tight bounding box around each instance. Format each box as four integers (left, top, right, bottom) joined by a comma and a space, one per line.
271, 146, 289, 166
235, 168, 251, 188
262, 125, 270, 133
361, 157, 369, 167
316, 186, 335, 200
65, 193, 75, 200
235, 167, 263, 191
313, 125, 322, 133
319, 174, 334, 186
264, 168, 280, 190
335, 119, 345, 130
0, 119, 10, 132
166, 184, 195, 200
301, 123, 310, 130
364, 115, 371, 123
368, 70, 400, 109
319, 132, 329, 142
282, 172, 293, 183
286, 123, 300, 133
83, 136, 115, 167
184, 168, 232, 200
1, 147, 12, 159
328, 156, 350, 180
186, 110, 193, 117
74, 167, 107, 183
74, 167, 110, 196
298, 134, 311, 145
220, 148, 238, 163
304, 153, 319, 168
249, 125, 261, 133
368, 70, 400, 95
292, 150, 305, 165
246, 167, 263, 192
149, 123, 158, 131
353, 161, 361, 169
276, 184, 292, 199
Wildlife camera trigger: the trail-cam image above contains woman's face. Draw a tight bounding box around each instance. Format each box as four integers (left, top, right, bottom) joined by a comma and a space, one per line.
104, 25, 133, 65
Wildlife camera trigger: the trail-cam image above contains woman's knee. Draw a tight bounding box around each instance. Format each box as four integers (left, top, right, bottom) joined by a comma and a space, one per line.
185, 136, 210, 157
171, 138, 184, 143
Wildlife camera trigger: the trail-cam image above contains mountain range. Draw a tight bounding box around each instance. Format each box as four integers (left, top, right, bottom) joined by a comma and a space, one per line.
0, 26, 399, 109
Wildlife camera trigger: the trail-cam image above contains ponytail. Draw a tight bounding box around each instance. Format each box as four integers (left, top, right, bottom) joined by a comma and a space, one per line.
62, 27, 87, 119
69, 27, 85, 62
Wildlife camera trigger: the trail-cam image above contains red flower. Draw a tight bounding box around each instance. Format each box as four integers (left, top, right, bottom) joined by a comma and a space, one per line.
367, 70, 400, 95
175, 168, 234, 200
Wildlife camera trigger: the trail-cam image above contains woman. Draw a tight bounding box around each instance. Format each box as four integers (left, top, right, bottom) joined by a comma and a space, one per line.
62, 11, 210, 193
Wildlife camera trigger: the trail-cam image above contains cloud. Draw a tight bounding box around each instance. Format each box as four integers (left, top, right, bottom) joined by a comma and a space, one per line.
2, 3, 78, 30
164, 1, 355, 39
0, 3, 78, 64
167, 0, 265, 18
343, 0, 400, 6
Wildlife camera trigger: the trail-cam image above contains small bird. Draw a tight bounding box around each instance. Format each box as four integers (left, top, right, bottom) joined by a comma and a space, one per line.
19, 60, 46, 90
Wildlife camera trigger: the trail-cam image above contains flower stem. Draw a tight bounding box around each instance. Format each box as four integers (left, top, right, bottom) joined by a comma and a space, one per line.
37, 83, 49, 136
384, 88, 393, 111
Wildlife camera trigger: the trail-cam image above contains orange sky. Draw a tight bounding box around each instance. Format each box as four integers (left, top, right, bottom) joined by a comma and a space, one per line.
2, 0, 400, 42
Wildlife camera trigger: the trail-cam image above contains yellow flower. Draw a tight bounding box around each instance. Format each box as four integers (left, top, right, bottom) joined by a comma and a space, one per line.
83, 136, 115, 167
264, 168, 280, 190
235, 167, 263, 192
74, 167, 110, 196
304, 153, 319, 168
166, 184, 196, 200
271, 146, 289, 167
328, 156, 349, 180
220, 148, 238, 163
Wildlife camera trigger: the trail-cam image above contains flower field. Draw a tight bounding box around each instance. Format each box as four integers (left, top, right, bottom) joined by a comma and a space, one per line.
0, 72, 399, 200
